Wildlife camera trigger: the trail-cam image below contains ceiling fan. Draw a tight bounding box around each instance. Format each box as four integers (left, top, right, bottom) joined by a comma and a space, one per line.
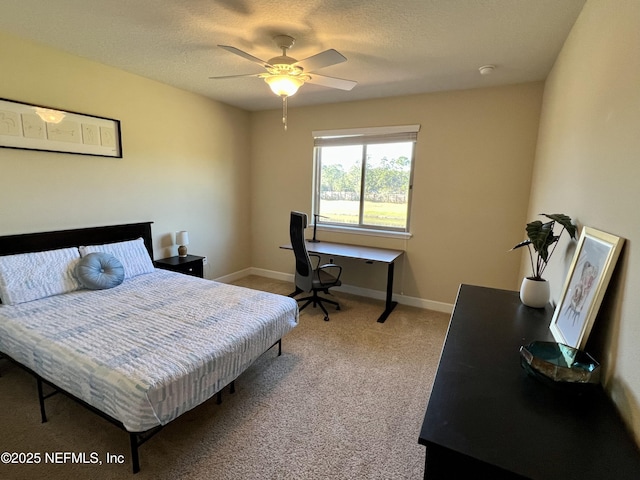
210, 35, 357, 130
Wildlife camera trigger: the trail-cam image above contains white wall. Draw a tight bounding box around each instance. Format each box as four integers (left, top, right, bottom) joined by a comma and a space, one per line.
526, 0, 640, 443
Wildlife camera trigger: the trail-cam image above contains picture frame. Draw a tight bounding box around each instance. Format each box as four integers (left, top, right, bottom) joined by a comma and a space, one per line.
0, 97, 122, 158
550, 227, 625, 350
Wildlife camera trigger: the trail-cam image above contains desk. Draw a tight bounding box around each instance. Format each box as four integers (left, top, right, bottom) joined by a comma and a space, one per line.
419, 284, 640, 479
280, 241, 404, 323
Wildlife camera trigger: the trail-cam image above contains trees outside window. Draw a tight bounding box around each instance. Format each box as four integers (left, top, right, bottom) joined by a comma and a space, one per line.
313, 134, 416, 232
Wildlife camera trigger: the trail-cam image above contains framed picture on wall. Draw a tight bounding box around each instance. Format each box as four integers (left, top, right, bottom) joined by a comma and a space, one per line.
550, 227, 625, 350
0, 98, 122, 158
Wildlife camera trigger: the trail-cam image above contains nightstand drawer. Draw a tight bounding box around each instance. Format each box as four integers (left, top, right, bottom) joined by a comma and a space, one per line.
154, 255, 204, 278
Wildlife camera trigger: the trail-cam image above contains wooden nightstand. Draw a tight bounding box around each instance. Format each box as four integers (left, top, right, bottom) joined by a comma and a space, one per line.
154, 255, 204, 278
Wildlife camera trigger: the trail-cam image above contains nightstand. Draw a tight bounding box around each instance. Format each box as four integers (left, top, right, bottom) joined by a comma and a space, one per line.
154, 255, 205, 278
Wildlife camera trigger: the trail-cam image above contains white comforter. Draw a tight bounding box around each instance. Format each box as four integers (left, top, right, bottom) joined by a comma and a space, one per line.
0, 270, 298, 431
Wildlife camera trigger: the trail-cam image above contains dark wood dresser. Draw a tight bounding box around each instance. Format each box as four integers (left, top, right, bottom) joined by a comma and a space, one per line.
419, 284, 640, 479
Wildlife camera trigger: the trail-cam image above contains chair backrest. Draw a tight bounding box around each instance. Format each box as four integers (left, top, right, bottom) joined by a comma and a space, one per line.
289, 211, 314, 292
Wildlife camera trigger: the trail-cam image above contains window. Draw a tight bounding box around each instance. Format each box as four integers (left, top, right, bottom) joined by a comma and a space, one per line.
312, 125, 419, 234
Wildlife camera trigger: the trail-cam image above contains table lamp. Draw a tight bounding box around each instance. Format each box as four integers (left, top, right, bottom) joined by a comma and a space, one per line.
176, 231, 189, 257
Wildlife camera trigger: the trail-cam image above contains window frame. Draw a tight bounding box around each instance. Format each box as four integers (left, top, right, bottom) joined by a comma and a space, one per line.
312, 125, 419, 236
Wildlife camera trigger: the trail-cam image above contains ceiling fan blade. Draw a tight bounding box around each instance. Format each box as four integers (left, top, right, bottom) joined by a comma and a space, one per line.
294, 49, 346, 72
209, 73, 262, 80
307, 74, 357, 91
218, 45, 273, 69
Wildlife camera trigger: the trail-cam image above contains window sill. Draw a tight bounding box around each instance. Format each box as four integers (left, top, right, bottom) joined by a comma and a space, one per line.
313, 224, 412, 240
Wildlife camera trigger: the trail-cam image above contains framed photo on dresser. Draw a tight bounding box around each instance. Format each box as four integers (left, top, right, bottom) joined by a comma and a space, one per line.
550, 227, 624, 350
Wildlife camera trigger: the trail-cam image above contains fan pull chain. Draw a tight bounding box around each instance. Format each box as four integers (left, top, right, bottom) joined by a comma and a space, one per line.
282, 95, 288, 131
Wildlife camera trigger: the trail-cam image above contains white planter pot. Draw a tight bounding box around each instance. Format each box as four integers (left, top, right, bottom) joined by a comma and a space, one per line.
519, 277, 550, 308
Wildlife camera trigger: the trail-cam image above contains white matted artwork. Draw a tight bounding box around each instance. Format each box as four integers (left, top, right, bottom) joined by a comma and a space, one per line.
82, 124, 100, 145
21, 113, 46, 139
0, 109, 21, 136
46, 120, 82, 143
0, 98, 121, 157
550, 227, 625, 350
100, 126, 116, 148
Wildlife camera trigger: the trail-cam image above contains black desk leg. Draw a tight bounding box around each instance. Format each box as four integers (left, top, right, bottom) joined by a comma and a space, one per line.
377, 261, 398, 323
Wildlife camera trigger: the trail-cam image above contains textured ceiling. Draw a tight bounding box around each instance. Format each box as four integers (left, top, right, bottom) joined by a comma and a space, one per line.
0, 0, 586, 111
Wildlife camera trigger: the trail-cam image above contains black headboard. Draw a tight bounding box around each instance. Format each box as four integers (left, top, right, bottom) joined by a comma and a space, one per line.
0, 222, 154, 260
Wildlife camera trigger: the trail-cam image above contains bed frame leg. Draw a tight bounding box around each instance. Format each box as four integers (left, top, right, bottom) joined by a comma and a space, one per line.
130, 433, 140, 474
230, 381, 235, 394
278, 339, 282, 356
216, 390, 222, 405
37, 378, 48, 423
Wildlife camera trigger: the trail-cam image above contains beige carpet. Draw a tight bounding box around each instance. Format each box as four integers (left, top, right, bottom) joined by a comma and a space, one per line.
0, 276, 449, 480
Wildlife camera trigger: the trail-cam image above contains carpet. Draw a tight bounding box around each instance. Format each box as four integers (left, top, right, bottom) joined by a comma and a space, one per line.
0, 276, 449, 479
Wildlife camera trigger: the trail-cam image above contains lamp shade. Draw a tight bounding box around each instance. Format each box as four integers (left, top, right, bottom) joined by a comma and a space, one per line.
176, 231, 189, 246
264, 75, 304, 97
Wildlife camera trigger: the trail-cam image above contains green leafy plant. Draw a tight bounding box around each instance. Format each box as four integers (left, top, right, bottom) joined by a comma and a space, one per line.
512, 213, 577, 281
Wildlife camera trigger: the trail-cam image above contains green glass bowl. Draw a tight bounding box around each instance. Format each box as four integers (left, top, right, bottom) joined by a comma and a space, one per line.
520, 341, 600, 391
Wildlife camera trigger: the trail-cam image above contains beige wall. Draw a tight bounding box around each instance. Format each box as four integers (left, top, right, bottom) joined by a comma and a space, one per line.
526, 0, 640, 442
251, 83, 544, 305
0, 32, 252, 279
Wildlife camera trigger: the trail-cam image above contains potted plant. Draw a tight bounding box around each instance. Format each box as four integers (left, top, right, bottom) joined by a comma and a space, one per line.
512, 213, 577, 307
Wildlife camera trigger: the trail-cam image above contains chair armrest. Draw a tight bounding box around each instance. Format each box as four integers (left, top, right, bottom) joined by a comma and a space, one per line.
318, 263, 343, 284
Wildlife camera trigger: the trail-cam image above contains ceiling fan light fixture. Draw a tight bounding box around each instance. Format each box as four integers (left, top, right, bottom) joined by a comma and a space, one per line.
264, 75, 305, 97
214, 35, 355, 131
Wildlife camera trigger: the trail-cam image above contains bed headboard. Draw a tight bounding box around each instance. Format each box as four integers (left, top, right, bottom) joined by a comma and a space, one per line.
0, 222, 154, 260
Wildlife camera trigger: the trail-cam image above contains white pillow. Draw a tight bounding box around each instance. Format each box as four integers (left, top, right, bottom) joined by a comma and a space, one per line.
79, 237, 154, 279
0, 247, 81, 305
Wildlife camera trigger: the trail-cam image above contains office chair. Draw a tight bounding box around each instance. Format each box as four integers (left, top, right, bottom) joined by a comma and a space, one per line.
289, 211, 342, 321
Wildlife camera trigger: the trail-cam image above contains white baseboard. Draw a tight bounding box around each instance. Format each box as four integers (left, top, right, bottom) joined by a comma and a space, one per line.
216, 267, 454, 314
214, 268, 254, 284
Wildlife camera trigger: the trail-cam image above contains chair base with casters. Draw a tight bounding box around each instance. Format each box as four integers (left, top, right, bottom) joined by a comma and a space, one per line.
291, 284, 341, 322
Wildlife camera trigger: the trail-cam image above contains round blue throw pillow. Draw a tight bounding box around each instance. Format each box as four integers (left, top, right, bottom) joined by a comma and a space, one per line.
76, 252, 125, 290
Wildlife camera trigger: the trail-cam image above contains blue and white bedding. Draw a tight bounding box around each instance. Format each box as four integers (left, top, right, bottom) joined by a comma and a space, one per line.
0, 269, 298, 431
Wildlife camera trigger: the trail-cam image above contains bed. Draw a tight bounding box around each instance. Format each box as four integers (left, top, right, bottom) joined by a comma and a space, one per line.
0, 222, 298, 473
